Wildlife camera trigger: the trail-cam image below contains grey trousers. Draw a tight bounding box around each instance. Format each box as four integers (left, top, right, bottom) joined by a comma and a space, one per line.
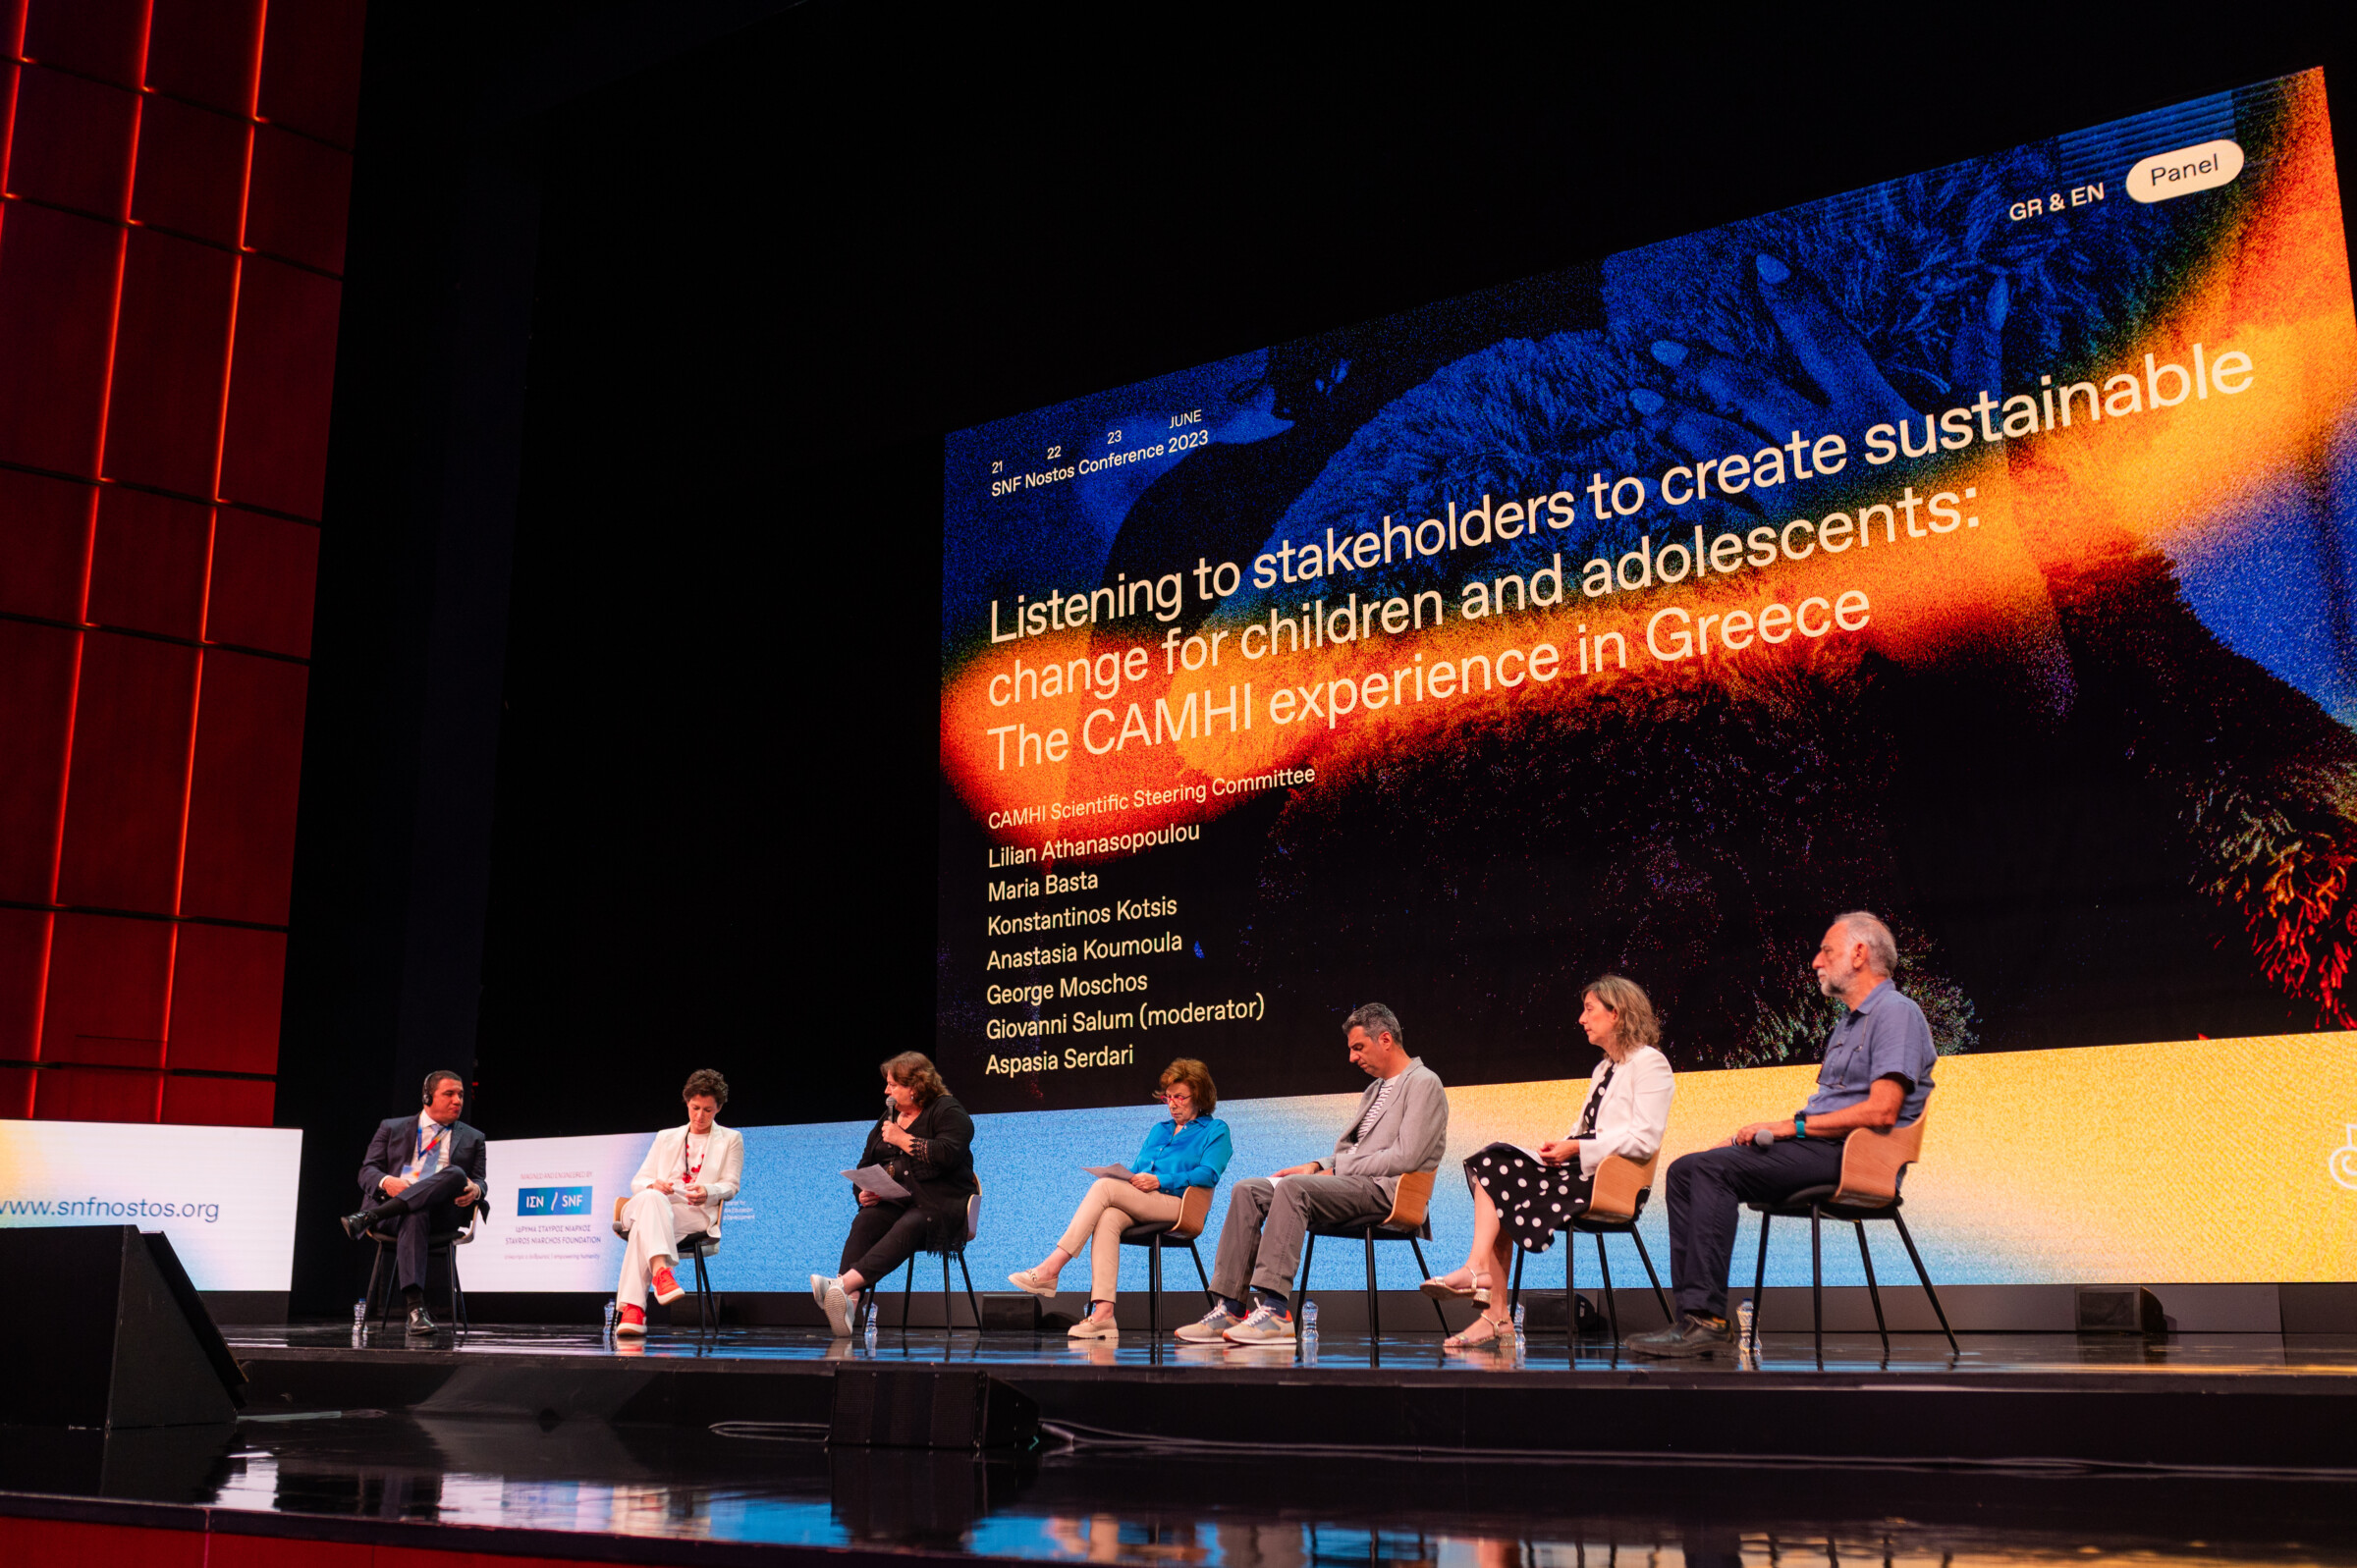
1210, 1173, 1390, 1300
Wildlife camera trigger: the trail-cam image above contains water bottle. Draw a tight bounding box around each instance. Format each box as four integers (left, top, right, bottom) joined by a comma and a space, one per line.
1736, 1298, 1755, 1344
1301, 1298, 1318, 1335
864, 1305, 880, 1351
603, 1300, 618, 1336
353, 1297, 367, 1329
1511, 1301, 1526, 1352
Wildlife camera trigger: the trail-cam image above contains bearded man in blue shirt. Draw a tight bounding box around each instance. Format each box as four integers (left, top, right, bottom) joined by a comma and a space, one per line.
1629, 911, 1939, 1358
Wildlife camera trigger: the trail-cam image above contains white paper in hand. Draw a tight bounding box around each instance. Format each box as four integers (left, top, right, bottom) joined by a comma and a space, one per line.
842, 1164, 911, 1200
1083, 1164, 1134, 1180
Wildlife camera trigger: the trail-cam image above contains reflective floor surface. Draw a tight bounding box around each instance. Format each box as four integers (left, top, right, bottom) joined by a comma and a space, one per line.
227, 1322, 2357, 1379
5, 1408, 2356, 1564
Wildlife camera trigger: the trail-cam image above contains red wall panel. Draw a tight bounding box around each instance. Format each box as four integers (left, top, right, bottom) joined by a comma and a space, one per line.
87, 484, 208, 639
4, 62, 136, 219
180, 648, 304, 925
246, 124, 350, 274
35, 1064, 162, 1118
0, 466, 90, 622
206, 507, 317, 657
0, 620, 74, 902
164, 919, 281, 1073
145, 0, 262, 118
21, 0, 147, 89
0, 907, 45, 1061
160, 1070, 270, 1125
40, 909, 169, 1064
103, 226, 237, 498
130, 92, 247, 247
0, 202, 120, 477
54, 629, 197, 914
2, 0, 358, 1126
218, 255, 339, 519
254, 0, 364, 150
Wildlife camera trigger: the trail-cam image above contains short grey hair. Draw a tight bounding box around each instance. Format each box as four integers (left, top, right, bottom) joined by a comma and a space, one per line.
1834, 910, 1898, 977
1343, 1002, 1403, 1048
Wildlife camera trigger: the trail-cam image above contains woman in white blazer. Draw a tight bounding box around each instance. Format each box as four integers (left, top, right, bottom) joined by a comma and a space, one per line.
1423, 975, 1674, 1347
615, 1067, 745, 1336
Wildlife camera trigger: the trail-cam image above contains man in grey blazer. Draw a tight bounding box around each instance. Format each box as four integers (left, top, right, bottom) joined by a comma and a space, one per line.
1179, 1002, 1449, 1343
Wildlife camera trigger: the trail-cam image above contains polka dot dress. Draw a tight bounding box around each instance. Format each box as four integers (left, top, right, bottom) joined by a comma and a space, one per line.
1465, 1141, 1593, 1253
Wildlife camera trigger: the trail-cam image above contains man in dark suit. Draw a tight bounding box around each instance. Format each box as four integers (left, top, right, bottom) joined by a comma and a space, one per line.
343, 1069, 486, 1335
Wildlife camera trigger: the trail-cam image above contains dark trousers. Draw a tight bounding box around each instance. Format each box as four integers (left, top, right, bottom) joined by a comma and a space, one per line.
1664, 1138, 1845, 1320
840, 1199, 939, 1283
371, 1166, 473, 1291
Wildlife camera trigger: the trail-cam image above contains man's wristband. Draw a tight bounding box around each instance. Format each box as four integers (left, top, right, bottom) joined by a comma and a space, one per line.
1793, 1112, 1807, 1140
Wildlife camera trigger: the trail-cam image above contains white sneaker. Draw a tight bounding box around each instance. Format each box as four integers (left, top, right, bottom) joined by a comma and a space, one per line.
1174, 1304, 1243, 1342
1222, 1304, 1295, 1343
1008, 1267, 1059, 1300
813, 1274, 854, 1338
1068, 1309, 1119, 1339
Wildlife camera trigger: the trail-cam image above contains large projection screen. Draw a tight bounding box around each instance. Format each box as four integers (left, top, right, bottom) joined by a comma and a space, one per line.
936, 70, 2357, 1290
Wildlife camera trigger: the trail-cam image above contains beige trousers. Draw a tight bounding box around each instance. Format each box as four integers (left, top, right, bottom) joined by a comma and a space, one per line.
1055, 1177, 1182, 1300
617, 1186, 709, 1311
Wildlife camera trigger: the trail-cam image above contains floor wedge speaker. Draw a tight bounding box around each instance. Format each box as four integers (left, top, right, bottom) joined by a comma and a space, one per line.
0, 1226, 245, 1428
829, 1366, 1038, 1450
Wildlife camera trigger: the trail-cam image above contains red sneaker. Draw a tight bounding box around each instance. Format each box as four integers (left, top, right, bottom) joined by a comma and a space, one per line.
616, 1302, 646, 1336
651, 1264, 685, 1305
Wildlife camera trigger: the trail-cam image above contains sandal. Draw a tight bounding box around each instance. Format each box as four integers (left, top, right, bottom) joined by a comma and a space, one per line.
1420, 1270, 1494, 1304
1444, 1313, 1512, 1350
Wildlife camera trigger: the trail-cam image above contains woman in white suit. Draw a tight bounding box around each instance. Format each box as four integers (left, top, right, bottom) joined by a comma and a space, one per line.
1423, 975, 1673, 1347
615, 1067, 744, 1336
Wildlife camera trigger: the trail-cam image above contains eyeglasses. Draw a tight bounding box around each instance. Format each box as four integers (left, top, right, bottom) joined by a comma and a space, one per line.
1154, 1089, 1192, 1103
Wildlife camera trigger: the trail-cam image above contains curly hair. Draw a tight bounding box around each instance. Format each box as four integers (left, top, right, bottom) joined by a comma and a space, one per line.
1583, 974, 1662, 1051
879, 1051, 948, 1106
1157, 1057, 1218, 1116
682, 1067, 729, 1107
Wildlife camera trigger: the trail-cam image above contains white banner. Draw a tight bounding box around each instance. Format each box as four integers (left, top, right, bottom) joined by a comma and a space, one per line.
0, 1119, 301, 1291
466, 1130, 656, 1292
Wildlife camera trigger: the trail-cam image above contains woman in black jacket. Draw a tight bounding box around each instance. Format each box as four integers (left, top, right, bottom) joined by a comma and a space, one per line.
810, 1051, 978, 1335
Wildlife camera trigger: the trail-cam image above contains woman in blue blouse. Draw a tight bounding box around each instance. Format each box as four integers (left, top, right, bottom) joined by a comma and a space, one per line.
1009, 1057, 1232, 1338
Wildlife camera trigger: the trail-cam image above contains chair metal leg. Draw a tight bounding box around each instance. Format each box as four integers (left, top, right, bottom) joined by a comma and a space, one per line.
451, 1247, 466, 1335
1749, 1215, 1771, 1349
1595, 1230, 1618, 1343
1298, 1229, 1315, 1310
1406, 1236, 1449, 1332
1629, 1226, 1671, 1326
1148, 1237, 1164, 1338
1853, 1223, 1888, 1349
1187, 1240, 1213, 1306
1888, 1210, 1958, 1351
1363, 1233, 1380, 1338
901, 1256, 914, 1329
363, 1243, 388, 1331
1808, 1206, 1825, 1361
1510, 1246, 1524, 1313
956, 1250, 980, 1329
692, 1247, 717, 1334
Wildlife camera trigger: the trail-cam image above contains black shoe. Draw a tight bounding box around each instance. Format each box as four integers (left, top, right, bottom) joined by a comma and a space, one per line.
1625, 1314, 1735, 1358
341, 1211, 375, 1240
406, 1305, 438, 1336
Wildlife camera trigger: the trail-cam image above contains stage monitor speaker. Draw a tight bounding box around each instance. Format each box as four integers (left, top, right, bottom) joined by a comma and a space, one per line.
2075, 1283, 2169, 1335
829, 1366, 1038, 1450
0, 1226, 246, 1429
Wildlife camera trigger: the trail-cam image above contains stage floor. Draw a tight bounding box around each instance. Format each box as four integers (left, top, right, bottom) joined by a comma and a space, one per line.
2, 1325, 2351, 1566
228, 1320, 2357, 1376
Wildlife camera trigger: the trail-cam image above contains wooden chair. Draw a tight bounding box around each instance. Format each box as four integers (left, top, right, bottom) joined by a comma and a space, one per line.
858, 1187, 983, 1331
1507, 1152, 1670, 1342
611, 1194, 725, 1332
363, 1208, 477, 1333
1745, 1112, 1955, 1356
1297, 1169, 1448, 1335
1119, 1184, 1216, 1336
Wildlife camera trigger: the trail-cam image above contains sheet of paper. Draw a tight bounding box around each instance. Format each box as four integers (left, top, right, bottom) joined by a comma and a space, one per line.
1083, 1164, 1134, 1180
842, 1163, 911, 1200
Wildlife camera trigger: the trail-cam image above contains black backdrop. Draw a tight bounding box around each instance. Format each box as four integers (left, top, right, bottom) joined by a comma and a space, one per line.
274, 2, 2357, 1310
